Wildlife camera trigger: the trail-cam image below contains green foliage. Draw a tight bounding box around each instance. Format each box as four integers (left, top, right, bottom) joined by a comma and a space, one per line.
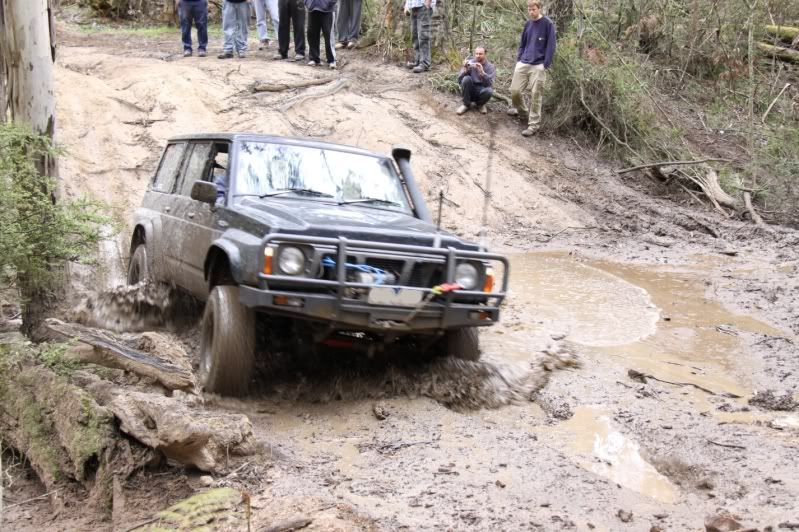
0, 123, 110, 291
37, 342, 82, 376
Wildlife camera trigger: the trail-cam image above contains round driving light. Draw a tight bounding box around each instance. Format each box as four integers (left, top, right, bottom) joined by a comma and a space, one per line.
455, 263, 479, 290
278, 246, 305, 275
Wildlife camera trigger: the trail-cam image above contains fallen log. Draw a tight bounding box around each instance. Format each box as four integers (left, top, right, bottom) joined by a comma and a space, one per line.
46, 318, 196, 392
252, 77, 336, 92
84, 378, 258, 473
765, 25, 799, 44
617, 158, 731, 175
757, 42, 799, 63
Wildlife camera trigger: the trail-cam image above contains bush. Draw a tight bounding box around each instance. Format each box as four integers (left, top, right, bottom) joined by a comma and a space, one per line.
0, 124, 109, 292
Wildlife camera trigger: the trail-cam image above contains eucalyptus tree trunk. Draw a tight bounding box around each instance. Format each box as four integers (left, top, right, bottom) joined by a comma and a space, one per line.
0, 0, 59, 339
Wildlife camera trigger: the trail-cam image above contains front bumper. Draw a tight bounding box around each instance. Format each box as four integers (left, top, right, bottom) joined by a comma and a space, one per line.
239, 233, 509, 333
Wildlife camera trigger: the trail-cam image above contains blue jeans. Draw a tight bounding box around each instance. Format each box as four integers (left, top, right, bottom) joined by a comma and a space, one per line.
460, 77, 492, 106
180, 0, 208, 52
222, 0, 250, 54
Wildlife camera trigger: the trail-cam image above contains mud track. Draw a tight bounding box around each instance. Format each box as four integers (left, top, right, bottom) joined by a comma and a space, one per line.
3, 19, 798, 531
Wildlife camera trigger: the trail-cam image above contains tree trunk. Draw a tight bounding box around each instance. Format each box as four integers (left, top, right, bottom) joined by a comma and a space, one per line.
0, 0, 59, 339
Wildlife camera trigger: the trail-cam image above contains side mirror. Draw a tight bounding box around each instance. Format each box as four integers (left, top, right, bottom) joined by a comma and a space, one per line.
191, 180, 218, 205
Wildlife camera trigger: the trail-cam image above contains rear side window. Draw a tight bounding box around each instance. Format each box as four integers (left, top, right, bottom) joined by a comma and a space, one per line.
152, 143, 186, 193
179, 143, 213, 196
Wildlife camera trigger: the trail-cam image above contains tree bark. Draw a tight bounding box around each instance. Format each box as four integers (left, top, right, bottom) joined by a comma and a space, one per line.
0, 0, 59, 339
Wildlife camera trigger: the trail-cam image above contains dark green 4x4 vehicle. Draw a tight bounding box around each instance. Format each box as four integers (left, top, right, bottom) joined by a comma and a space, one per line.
129, 134, 508, 395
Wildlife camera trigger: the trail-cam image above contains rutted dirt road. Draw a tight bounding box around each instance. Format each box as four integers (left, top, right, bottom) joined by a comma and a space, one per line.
5, 18, 799, 531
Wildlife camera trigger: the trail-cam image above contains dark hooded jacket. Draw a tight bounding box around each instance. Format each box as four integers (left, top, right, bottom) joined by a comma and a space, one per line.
304, 0, 337, 12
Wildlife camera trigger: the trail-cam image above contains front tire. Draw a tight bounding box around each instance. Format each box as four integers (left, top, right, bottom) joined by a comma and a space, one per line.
127, 244, 150, 284
199, 285, 255, 396
443, 327, 480, 361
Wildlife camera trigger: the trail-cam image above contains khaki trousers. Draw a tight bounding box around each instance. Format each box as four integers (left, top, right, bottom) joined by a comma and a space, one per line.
509, 62, 546, 129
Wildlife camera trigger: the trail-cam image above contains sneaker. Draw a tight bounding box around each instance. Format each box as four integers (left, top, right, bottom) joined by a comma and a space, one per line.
347, 40, 357, 49
238, 51, 247, 58
198, 49, 207, 57
272, 52, 287, 60
521, 128, 539, 137
307, 60, 319, 66
217, 52, 234, 59
258, 39, 270, 50
479, 105, 488, 114
412, 65, 428, 73
506, 107, 519, 116
294, 54, 305, 62
406, 61, 418, 69
335, 42, 346, 49
328, 62, 337, 70
456, 104, 468, 115
183, 49, 192, 57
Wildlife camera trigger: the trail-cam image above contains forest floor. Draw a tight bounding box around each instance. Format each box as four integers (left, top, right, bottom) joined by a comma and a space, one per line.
2, 13, 799, 532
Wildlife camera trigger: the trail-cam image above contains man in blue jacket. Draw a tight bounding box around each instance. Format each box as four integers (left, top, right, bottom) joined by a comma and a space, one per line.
507, 1, 556, 136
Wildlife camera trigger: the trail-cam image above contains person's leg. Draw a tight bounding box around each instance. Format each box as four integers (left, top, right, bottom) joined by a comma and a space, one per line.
527, 68, 546, 130
266, 0, 280, 42
277, 0, 290, 57
321, 11, 336, 65
476, 87, 492, 106
234, 2, 249, 55
410, 8, 421, 66
460, 77, 474, 106
417, 5, 432, 69
509, 62, 530, 114
180, 1, 193, 52
221, 1, 236, 54
347, 0, 361, 45
254, 0, 269, 42
307, 11, 321, 64
336, 0, 350, 44
196, 1, 209, 53
293, 0, 307, 58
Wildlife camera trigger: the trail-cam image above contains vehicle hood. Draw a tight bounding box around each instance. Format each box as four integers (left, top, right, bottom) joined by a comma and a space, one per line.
231, 199, 478, 249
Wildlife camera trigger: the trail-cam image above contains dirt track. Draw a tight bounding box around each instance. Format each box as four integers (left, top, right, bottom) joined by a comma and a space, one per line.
4, 19, 799, 531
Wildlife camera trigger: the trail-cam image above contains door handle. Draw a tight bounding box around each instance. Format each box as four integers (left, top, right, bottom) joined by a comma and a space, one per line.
187, 212, 195, 219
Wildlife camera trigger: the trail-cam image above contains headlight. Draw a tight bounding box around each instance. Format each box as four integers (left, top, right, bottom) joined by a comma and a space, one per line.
278, 246, 305, 275
455, 263, 479, 290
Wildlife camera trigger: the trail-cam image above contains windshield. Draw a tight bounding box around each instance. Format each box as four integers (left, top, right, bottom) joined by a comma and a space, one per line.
233, 141, 411, 212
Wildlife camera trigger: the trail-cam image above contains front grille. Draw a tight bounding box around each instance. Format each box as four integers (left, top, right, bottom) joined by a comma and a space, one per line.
408, 263, 445, 288
320, 252, 445, 288
364, 258, 404, 276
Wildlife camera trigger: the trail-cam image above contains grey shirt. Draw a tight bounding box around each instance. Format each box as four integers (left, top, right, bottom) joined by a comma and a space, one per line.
457, 58, 496, 87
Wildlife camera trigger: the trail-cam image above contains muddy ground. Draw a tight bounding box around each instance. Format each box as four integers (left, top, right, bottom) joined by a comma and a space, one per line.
2, 13, 799, 532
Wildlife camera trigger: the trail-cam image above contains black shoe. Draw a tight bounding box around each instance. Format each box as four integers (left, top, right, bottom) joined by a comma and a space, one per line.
412, 65, 429, 73
183, 49, 192, 57
217, 52, 234, 59
406, 61, 418, 69
198, 50, 207, 57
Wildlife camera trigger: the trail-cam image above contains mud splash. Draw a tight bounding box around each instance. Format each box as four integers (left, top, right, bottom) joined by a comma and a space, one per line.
265, 342, 579, 411
70, 281, 185, 332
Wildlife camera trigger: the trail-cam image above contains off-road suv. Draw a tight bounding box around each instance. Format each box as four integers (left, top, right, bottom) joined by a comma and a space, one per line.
128, 134, 508, 395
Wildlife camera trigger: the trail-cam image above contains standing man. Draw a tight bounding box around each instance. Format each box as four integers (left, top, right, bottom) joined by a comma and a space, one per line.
218, 0, 251, 59
456, 46, 495, 115
253, 0, 280, 49
274, 0, 307, 61
305, 0, 338, 68
507, 1, 556, 136
404, 0, 435, 73
336, 0, 362, 49
177, 0, 208, 57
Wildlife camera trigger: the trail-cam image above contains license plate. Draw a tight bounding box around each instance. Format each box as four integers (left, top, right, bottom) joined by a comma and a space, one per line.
368, 286, 424, 307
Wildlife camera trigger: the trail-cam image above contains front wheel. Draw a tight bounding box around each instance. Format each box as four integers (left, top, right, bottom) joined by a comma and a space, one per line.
443, 327, 480, 361
199, 285, 255, 396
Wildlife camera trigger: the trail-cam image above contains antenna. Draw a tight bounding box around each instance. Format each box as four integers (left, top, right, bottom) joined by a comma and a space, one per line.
436, 190, 444, 231
479, 118, 497, 250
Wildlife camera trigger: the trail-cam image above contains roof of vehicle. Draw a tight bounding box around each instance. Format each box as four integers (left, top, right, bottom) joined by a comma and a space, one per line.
167, 133, 393, 160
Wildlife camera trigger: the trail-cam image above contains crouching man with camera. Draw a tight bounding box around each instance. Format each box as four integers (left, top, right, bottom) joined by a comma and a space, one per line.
456, 46, 496, 115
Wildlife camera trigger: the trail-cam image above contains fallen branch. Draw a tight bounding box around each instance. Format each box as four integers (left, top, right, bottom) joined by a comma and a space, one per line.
378, 439, 435, 454
707, 439, 746, 450
260, 517, 313, 532
541, 226, 598, 243
762, 83, 791, 123
765, 25, 799, 43
627, 369, 741, 398
46, 319, 195, 392
3, 489, 60, 509
757, 42, 799, 63
743, 191, 766, 227
617, 158, 731, 174
280, 79, 350, 112
252, 77, 336, 92
491, 91, 512, 105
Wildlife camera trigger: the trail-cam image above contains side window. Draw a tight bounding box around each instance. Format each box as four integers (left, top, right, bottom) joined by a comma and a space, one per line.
178, 143, 213, 196
152, 143, 186, 193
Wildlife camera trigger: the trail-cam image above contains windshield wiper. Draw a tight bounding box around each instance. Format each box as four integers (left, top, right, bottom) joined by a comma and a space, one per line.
235, 188, 334, 199
339, 197, 402, 207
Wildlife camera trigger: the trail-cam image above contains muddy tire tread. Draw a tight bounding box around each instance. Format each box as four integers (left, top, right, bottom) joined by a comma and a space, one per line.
446, 327, 480, 361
